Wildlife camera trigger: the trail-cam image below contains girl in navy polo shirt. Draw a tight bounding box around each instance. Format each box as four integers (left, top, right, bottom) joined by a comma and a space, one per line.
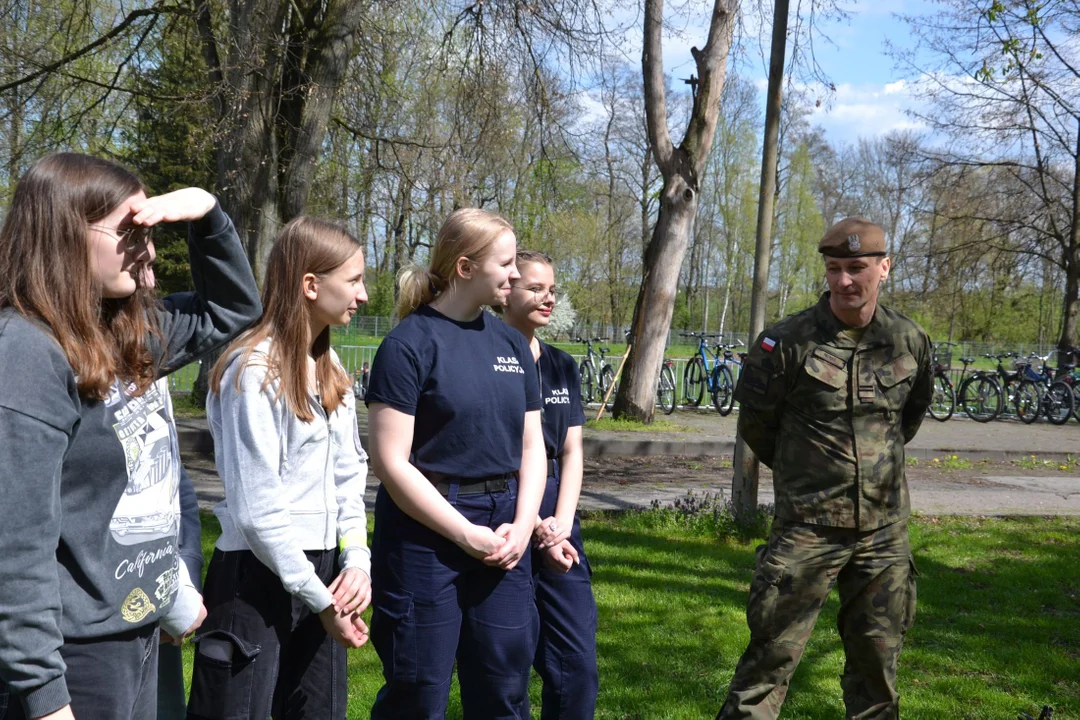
501, 250, 598, 719
365, 208, 547, 719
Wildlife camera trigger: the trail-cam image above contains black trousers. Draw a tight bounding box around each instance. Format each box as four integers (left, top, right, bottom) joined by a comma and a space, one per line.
0, 623, 159, 720
186, 548, 347, 720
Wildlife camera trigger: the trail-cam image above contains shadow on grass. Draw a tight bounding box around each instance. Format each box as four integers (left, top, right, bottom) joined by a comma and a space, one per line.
193, 511, 1080, 719
584, 514, 1080, 720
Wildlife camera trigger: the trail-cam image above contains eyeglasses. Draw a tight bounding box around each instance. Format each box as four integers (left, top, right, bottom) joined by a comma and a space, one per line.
510, 285, 557, 302
89, 224, 151, 249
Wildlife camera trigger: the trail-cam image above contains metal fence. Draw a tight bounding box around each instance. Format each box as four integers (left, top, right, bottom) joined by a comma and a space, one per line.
341, 314, 753, 348
166, 345, 741, 410
166, 346, 381, 395
167, 338, 1066, 407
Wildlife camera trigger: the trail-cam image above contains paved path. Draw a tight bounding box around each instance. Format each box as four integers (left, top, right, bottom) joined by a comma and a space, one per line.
580, 407, 1080, 460
178, 405, 1080, 461
179, 404, 1079, 516
181, 453, 1080, 518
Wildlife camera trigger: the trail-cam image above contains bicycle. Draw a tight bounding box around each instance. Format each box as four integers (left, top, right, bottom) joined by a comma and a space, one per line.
1018, 351, 1076, 425
712, 341, 744, 416
955, 356, 1004, 423
1061, 347, 1080, 422
927, 341, 957, 421
575, 337, 615, 405
657, 359, 677, 415
990, 352, 1032, 422
680, 333, 738, 415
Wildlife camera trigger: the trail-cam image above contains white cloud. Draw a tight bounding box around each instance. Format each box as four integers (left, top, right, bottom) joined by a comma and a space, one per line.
883, 79, 907, 95
809, 81, 928, 139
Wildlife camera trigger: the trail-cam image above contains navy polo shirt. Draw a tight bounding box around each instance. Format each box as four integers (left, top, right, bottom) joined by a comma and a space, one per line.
366, 305, 542, 478
537, 341, 586, 459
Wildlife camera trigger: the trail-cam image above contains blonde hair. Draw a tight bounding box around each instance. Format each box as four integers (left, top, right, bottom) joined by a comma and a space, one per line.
211, 216, 359, 422
396, 208, 514, 318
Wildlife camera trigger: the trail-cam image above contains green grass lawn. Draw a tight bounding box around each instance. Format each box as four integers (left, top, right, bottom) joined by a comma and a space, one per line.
584, 417, 688, 433
185, 511, 1080, 719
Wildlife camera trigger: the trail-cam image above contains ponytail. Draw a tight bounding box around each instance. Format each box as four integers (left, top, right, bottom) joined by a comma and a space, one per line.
396, 208, 515, 319
396, 266, 447, 318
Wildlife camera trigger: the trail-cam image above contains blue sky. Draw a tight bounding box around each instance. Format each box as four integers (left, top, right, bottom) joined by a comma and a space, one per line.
610, 0, 941, 143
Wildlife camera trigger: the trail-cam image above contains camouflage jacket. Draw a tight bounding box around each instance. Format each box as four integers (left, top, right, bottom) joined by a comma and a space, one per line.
735, 294, 933, 530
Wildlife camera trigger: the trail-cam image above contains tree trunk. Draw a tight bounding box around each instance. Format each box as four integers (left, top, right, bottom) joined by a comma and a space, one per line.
612, 0, 738, 422
614, 173, 698, 420
1059, 119, 1080, 365
733, 0, 789, 521
190, 0, 366, 404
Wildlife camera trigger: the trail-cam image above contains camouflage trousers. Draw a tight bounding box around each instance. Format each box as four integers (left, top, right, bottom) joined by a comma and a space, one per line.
716, 517, 917, 720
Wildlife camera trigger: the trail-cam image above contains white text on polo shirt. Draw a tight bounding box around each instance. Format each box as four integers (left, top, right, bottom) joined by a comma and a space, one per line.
546, 388, 570, 405
494, 356, 525, 374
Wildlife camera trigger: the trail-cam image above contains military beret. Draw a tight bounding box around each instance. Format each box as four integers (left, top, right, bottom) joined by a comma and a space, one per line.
818, 218, 886, 258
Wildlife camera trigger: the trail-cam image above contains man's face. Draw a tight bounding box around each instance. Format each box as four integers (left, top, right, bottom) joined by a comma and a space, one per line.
824, 255, 890, 316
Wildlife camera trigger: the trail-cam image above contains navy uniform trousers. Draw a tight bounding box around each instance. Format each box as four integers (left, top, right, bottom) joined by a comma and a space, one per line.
369, 479, 538, 719
532, 463, 599, 720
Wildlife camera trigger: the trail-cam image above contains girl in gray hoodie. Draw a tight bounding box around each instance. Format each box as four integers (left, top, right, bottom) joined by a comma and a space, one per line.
187, 217, 371, 720
0, 153, 261, 720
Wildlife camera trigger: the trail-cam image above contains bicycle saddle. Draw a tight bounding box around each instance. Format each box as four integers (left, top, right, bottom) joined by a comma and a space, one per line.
960, 357, 974, 364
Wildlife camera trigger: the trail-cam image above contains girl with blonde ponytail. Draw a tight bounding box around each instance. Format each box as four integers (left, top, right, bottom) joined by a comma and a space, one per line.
366, 208, 547, 718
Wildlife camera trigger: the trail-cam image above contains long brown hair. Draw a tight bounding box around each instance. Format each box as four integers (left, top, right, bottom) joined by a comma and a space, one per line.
396, 208, 514, 318
0, 153, 160, 400
211, 216, 358, 422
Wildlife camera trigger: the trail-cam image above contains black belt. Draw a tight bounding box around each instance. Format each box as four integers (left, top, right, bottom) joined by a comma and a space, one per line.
546, 458, 557, 477
427, 471, 513, 497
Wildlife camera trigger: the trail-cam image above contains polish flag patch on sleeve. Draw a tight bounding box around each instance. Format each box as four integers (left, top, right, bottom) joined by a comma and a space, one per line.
761, 337, 777, 353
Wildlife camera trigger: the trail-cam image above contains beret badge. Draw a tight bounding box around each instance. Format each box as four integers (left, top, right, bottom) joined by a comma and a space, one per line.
847, 234, 861, 252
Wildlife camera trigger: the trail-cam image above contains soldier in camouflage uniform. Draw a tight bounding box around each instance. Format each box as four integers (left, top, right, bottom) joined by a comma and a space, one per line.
716, 218, 933, 720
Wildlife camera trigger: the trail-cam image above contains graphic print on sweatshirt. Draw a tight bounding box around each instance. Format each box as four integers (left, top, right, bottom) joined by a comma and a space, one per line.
105, 378, 182, 622
107, 379, 180, 546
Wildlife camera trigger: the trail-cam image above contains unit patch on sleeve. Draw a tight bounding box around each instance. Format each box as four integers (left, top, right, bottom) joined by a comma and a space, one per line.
741, 364, 771, 395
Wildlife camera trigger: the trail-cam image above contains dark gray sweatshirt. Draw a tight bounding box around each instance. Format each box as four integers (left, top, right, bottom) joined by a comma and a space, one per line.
0, 202, 260, 718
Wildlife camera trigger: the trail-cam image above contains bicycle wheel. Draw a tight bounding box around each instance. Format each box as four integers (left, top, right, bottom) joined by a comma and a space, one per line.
600, 364, 617, 405
928, 372, 955, 422
1045, 380, 1075, 426
579, 362, 595, 404
1014, 379, 1042, 424
959, 375, 1002, 423
1073, 382, 1080, 422
683, 357, 705, 407
657, 364, 676, 415
999, 377, 1022, 420
711, 365, 735, 416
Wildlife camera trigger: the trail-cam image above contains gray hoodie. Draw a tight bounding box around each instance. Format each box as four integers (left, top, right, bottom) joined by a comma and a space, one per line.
0, 202, 260, 718
207, 339, 370, 614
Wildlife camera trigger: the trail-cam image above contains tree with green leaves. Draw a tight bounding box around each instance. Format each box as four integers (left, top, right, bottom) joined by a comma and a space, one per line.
896, 0, 1080, 363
